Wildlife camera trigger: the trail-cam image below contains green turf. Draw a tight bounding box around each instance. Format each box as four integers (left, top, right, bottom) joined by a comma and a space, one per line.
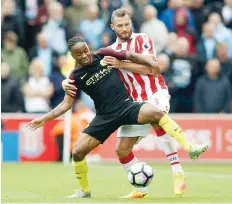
2, 163, 232, 203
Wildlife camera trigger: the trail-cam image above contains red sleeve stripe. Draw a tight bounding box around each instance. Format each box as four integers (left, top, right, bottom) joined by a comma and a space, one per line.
158, 75, 167, 89
135, 35, 144, 54
116, 43, 131, 97
127, 74, 138, 99
132, 35, 147, 100
148, 36, 157, 60
116, 43, 122, 50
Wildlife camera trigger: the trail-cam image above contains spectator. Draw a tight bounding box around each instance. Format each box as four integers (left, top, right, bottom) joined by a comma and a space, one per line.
170, 37, 199, 112
1, 32, 29, 81
100, 32, 112, 47
1, 62, 24, 113
189, 0, 205, 37
64, 0, 88, 37
24, 0, 39, 51
216, 42, 232, 82
32, 0, 56, 28
50, 56, 66, 108
208, 12, 232, 59
23, 59, 54, 113
140, 5, 168, 54
194, 59, 231, 113
29, 32, 58, 77
25, 0, 38, 22
196, 22, 217, 70
149, 0, 167, 14
222, 0, 232, 29
160, 0, 195, 32
1, 0, 24, 46
42, 2, 68, 54
174, 8, 197, 54
59, 0, 72, 7
157, 54, 176, 96
130, 0, 148, 33
165, 32, 178, 55
98, 0, 111, 25
79, 4, 105, 50
110, 0, 123, 10
203, 0, 224, 20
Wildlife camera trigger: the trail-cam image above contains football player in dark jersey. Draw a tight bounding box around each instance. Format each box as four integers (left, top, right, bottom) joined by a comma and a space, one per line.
27, 37, 208, 198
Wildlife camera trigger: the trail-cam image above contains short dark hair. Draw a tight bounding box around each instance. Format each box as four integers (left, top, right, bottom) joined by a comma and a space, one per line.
111, 8, 130, 24
68, 36, 85, 51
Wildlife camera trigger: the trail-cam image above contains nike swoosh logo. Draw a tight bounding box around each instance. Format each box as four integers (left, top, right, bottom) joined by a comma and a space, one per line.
174, 127, 182, 133
80, 73, 87, 80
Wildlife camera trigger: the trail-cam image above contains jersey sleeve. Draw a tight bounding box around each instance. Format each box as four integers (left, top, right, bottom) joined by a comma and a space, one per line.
135, 34, 157, 60
96, 47, 127, 60
68, 71, 78, 98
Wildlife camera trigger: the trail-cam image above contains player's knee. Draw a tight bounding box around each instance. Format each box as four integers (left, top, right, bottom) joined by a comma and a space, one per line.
150, 109, 165, 123
72, 147, 86, 161
115, 145, 131, 159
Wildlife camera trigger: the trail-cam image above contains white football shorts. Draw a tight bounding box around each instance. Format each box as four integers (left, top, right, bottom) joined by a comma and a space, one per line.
117, 89, 170, 138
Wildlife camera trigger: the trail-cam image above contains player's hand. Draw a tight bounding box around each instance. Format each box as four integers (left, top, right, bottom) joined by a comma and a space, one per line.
103, 56, 123, 69
26, 118, 45, 131
62, 79, 77, 97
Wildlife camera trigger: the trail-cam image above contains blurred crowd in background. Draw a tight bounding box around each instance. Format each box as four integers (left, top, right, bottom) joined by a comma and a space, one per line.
1, 0, 232, 114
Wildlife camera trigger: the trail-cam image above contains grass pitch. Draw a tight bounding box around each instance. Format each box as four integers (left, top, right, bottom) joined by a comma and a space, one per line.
2, 163, 232, 203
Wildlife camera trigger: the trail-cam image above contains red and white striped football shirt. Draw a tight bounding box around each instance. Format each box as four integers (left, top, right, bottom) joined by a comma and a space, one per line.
111, 33, 167, 102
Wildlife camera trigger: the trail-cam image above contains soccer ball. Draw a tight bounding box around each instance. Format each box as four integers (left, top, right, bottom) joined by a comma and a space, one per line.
128, 162, 154, 187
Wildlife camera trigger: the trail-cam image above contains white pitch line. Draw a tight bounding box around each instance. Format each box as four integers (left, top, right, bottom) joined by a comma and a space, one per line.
89, 165, 232, 179
160, 170, 232, 179
3, 203, 231, 204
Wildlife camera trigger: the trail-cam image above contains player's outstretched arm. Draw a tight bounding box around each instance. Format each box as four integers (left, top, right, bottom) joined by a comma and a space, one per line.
26, 94, 74, 131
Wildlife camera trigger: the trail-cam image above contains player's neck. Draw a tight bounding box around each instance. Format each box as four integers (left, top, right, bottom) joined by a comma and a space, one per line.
117, 38, 126, 43
117, 36, 132, 43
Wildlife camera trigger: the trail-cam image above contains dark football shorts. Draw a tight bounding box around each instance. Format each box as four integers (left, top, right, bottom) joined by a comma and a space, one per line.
83, 99, 145, 143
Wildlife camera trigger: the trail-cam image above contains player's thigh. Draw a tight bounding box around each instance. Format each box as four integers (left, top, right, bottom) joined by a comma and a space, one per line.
118, 100, 163, 127
83, 115, 120, 143
137, 103, 164, 124
73, 133, 101, 156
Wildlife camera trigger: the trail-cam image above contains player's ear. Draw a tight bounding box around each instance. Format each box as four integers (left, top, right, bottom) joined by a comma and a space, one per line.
110, 24, 114, 31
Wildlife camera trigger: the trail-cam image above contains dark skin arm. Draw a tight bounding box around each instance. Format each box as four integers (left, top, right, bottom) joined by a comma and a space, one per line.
26, 94, 74, 131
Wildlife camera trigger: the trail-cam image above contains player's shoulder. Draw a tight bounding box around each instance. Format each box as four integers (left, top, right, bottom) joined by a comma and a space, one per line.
68, 64, 83, 80
109, 42, 118, 50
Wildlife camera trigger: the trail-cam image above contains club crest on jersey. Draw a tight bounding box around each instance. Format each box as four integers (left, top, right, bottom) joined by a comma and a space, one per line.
100, 60, 107, 66
143, 42, 150, 50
